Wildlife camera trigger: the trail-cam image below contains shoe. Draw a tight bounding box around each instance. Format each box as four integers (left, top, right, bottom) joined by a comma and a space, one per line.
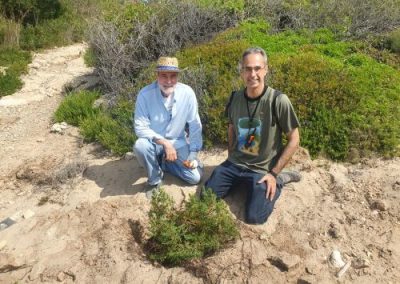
278, 170, 302, 185
144, 181, 163, 199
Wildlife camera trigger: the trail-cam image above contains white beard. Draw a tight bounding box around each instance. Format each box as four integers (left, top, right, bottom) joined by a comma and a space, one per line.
158, 83, 176, 97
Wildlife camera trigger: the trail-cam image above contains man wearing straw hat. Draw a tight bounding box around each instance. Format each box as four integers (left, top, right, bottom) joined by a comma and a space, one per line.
134, 56, 203, 198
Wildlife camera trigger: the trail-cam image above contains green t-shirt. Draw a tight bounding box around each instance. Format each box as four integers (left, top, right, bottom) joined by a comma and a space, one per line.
227, 86, 300, 174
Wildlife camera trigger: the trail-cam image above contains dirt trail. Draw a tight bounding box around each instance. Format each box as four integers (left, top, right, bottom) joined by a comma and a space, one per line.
0, 44, 399, 284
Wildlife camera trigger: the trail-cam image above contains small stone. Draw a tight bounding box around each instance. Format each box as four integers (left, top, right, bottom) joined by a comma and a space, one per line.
259, 233, 268, 240
370, 200, 386, 211
352, 257, 370, 269
268, 252, 301, 272
329, 250, 346, 268
305, 266, 316, 275
36, 138, 45, 143
328, 223, 341, 239
309, 239, 318, 250
57, 271, 65, 282
124, 152, 135, 160
23, 210, 35, 219
392, 181, 400, 191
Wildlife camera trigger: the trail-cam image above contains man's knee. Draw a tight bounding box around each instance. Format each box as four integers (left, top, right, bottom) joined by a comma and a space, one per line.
184, 168, 202, 185
245, 211, 270, 225
133, 138, 152, 155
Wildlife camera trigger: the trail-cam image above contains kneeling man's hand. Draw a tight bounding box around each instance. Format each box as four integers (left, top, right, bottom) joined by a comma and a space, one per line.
160, 140, 177, 161
183, 151, 198, 169
257, 174, 277, 201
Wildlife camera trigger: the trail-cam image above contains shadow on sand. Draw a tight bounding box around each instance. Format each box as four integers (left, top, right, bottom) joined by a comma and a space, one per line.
83, 158, 247, 221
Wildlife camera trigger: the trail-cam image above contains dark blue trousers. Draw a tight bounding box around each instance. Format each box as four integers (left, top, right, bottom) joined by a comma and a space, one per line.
205, 160, 283, 224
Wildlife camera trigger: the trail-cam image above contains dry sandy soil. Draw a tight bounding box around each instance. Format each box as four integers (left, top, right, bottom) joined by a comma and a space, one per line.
0, 44, 399, 284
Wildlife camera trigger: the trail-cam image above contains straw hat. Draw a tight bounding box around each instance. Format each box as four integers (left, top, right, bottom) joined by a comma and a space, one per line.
155, 57, 180, 72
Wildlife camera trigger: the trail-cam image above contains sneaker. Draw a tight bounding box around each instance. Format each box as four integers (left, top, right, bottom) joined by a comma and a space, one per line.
144, 181, 163, 199
278, 170, 302, 185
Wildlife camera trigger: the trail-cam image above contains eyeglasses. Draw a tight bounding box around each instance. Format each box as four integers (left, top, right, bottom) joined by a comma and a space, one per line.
241, 66, 265, 74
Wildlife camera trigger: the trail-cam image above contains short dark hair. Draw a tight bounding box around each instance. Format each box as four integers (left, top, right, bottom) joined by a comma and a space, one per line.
239, 47, 268, 72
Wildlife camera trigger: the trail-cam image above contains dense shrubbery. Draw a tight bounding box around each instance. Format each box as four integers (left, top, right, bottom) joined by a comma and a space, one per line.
243, 0, 400, 39
54, 90, 135, 155
146, 188, 238, 266
174, 22, 400, 160
88, 0, 240, 98
0, 47, 31, 97
87, 17, 399, 160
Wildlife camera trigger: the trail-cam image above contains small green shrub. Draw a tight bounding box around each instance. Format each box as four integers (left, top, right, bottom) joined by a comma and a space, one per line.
0, 72, 22, 97
146, 188, 239, 266
83, 47, 97, 67
0, 47, 31, 96
54, 90, 100, 126
80, 99, 135, 155
80, 112, 135, 155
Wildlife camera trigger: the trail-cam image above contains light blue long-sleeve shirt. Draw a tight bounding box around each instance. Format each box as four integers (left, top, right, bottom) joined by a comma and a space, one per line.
134, 81, 203, 152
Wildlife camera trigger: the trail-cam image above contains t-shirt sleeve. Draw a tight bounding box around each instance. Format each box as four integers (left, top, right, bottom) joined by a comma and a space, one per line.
276, 94, 300, 134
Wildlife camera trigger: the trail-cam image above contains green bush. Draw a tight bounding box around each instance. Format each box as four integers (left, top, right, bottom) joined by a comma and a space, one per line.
0, 47, 31, 97
146, 188, 238, 266
83, 48, 96, 67
161, 21, 400, 160
80, 100, 136, 155
54, 90, 100, 126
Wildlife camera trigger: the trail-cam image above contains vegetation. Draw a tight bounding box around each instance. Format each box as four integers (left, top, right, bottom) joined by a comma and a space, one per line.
54, 90, 135, 155
176, 22, 400, 160
2, 0, 400, 161
0, 47, 31, 97
146, 188, 239, 266
0, 0, 126, 95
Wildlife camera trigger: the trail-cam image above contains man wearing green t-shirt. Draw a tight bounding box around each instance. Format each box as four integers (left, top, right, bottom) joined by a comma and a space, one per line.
205, 47, 300, 224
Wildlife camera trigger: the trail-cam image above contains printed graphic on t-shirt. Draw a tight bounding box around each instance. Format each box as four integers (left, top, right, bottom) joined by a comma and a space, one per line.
237, 117, 262, 156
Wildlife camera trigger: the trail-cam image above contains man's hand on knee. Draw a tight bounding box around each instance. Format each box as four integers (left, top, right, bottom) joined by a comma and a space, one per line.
257, 174, 277, 201
156, 139, 177, 161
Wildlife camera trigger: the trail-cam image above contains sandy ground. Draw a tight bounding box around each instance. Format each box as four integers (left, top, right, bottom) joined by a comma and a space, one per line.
0, 44, 399, 284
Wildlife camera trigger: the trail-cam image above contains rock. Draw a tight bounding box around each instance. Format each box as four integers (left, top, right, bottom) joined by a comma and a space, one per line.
352, 257, 370, 269
29, 263, 45, 281
328, 223, 341, 239
329, 164, 352, 190
0, 217, 16, 231
370, 200, 387, 211
329, 250, 346, 268
124, 152, 135, 160
267, 252, 301, 272
392, 181, 400, 191
50, 122, 68, 134
0, 253, 26, 273
36, 138, 45, 143
23, 210, 35, 219
57, 271, 66, 282
0, 240, 7, 250
337, 261, 351, 278
259, 233, 268, 240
